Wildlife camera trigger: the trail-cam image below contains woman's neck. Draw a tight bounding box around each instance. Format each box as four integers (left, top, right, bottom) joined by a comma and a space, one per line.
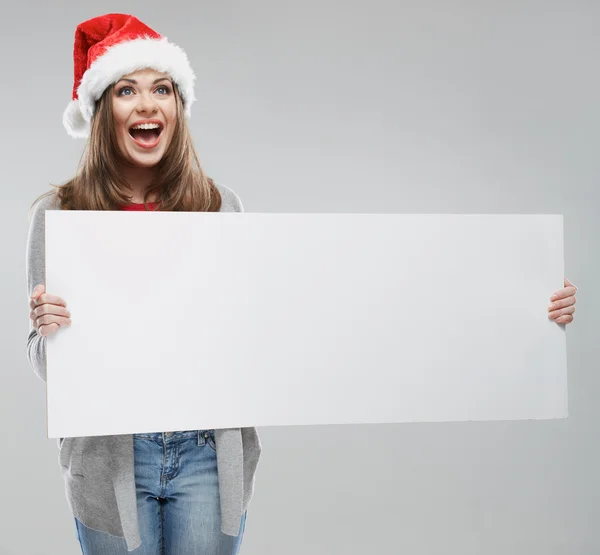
122, 165, 158, 203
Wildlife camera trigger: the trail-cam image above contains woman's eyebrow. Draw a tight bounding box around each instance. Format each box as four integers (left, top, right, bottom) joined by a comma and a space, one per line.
116, 77, 172, 85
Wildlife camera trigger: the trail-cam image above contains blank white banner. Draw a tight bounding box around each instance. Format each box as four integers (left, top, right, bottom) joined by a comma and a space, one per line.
45, 212, 567, 438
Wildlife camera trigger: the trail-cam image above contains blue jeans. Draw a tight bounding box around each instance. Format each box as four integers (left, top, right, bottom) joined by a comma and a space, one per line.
74, 430, 247, 554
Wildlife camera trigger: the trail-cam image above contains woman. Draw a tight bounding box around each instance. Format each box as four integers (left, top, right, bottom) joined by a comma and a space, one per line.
26, 13, 261, 554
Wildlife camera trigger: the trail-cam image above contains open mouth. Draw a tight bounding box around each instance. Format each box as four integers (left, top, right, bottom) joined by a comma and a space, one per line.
128, 122, 163, 148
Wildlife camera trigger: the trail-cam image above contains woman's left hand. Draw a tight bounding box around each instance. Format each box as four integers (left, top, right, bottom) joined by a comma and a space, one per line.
548, 277, 577, 325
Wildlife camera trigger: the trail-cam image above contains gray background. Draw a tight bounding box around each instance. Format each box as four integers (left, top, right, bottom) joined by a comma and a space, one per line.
2, 1, 597, 553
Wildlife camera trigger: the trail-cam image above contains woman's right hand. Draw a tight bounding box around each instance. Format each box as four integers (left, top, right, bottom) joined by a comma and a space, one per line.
30, 284, 71, 337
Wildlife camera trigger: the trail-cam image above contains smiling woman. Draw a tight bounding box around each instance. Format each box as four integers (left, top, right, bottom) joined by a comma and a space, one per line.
26, 12, 261, 555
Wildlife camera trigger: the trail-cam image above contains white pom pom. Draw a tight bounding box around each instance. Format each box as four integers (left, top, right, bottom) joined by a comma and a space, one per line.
62, 99, 90, 138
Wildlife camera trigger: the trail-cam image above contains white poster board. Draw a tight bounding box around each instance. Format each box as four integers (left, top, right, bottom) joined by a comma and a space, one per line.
45, 212, 567, 438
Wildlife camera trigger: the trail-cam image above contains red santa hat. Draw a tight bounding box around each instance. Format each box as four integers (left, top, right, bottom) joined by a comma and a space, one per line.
63, 13, 196, 138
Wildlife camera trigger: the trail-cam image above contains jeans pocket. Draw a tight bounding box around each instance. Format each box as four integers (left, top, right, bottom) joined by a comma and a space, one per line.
205, 431, 217, 452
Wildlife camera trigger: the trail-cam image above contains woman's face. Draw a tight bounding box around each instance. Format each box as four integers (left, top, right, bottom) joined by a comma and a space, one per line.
111, 68, 177, 168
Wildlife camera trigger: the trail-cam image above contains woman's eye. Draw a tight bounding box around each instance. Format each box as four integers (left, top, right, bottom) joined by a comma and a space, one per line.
118, 87, 133, 96
157, 86, 170, 94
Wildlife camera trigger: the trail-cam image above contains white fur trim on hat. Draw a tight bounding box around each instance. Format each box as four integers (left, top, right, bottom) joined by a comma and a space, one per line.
63, 98, 91, 138
64, 36, 196, 138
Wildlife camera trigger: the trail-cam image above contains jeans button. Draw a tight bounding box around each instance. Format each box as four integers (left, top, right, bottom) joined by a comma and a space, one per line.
204, 432, 209, 439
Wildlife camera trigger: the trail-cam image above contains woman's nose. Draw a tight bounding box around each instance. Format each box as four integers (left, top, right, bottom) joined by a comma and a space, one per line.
136, 93, 158, 113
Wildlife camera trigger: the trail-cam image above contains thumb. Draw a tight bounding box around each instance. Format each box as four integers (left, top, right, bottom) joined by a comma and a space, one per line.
564, 277, 577, 290
30, 284, 45, 300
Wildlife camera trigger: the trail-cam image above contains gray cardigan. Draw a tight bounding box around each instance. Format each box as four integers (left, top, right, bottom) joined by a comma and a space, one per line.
25, 184, 262, 552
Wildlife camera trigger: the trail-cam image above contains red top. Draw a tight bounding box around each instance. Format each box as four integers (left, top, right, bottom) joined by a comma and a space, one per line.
119, 202, 159, 211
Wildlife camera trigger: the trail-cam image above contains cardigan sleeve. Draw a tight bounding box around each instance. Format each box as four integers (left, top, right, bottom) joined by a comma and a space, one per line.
25, 195, 52, 383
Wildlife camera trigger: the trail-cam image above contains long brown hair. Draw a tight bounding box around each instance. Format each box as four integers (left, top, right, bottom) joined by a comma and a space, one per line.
31, 81, 221, 213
